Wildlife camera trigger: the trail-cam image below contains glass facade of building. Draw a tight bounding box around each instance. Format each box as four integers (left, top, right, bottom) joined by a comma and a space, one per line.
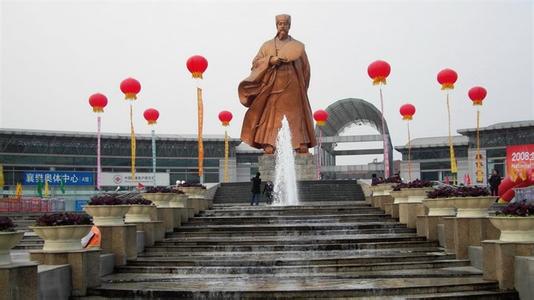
0, 130, 240, 188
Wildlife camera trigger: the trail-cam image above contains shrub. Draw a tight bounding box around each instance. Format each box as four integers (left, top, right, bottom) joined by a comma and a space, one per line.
89, 194, 125, 205
0, 216, 15, 232
372, 176, 402, 186
393, 179, 433, 191
496, 200, 534, 217
177, 182, 206, 189
426, 186, 490, 199
36, 213, 92, 226
145, 186, 173, 193
125, 198, 153, 205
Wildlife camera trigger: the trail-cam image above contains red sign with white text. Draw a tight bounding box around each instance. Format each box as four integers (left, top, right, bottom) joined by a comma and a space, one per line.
506, 144, 534, 182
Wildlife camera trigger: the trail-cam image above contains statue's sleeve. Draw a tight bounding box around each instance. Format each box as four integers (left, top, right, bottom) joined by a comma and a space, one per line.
252, 43, 269, 70
301, 49, 311, 89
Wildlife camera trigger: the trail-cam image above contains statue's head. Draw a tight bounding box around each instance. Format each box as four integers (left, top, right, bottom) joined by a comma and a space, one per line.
275, 14, 291, 39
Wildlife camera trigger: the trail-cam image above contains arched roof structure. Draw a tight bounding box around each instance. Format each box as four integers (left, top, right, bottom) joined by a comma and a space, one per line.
316, 98, 393, 175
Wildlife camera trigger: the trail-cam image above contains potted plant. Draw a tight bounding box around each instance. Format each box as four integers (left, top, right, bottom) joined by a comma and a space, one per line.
177, 182, 207, 199
424, 186, 495, 217
84, 194, 131, 226
143, 187, 173, 207
490, 200, 534, 242
370, 176, 401, 196
124, 197, 155, 223
0, 216, 24, 265
30, 213, 93, 251
391, 180, 434, 203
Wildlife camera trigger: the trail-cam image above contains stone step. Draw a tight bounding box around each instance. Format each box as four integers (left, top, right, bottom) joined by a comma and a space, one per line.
169, 227, 416, 237
89, 274, 498, 299
160, 233, 423, 244
137, 247, 443, 258
186, 215, 396, 225
128, 253, 456, 267
116, 259, 472, 275
99, 267, 484, 283
211, 201, 370, 208
176, 222, 406, 232
198, 208, 384, 217
145, 240, 439, 253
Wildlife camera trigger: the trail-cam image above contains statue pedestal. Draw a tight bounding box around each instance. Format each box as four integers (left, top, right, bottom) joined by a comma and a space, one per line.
258, 153, 317, 181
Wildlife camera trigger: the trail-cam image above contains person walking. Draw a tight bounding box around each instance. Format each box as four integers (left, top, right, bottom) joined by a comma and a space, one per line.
488, 169, 502, 196
263, 181, 274, 205
250, 172, 262, 205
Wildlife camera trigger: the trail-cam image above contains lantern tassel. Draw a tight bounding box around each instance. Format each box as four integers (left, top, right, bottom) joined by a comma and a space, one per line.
197, 87, 204, 181
124, 93, 137, 100
372, 77, 387, 85
441, 83, 455, 90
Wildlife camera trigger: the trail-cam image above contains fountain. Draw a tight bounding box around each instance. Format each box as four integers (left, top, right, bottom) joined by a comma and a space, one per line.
272, 117, 299, 206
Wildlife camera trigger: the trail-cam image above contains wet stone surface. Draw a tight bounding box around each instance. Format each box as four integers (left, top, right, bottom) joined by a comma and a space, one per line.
85, 187, 515, 299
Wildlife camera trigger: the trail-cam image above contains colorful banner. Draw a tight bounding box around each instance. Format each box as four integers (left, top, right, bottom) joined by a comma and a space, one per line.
506, 144, 534, 181
23, 171, 93, 186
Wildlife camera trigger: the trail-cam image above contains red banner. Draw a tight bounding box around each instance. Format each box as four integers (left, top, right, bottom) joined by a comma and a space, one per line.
506, 144, 534, 182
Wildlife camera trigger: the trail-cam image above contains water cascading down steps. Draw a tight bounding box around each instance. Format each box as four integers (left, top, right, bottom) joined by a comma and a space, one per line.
83, 180, 517, 299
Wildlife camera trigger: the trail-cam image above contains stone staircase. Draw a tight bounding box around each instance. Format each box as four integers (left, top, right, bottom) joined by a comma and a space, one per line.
83, 181, 517, 299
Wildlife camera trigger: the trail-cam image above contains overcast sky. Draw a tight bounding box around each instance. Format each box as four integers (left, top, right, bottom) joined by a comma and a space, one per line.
1, 0, 533, 163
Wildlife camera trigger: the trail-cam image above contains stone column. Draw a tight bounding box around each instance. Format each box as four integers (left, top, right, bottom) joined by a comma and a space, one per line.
452, 217, 500, 259
157, 208, 176, 233
482, 240, 534, 290
0, 262, 38, 300
98, 224, 137, 266
30, 249, 100, 296
398, 202, 426, 228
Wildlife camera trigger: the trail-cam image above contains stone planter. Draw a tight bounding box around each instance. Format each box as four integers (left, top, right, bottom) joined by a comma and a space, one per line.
0, 231, 24, 265
169, 193, 189, 207
390, 190, 409, 204
404, 188, 433, 203
143, 193, 172, 207
490, 216, 534, 242
422, 198, 456, 216
370, 184, 393, 196
179, 187, 206, 198
30, 225, 93, 251
125, 205, 154, 223
450, 196, 497, 217
84, 205, 131, 226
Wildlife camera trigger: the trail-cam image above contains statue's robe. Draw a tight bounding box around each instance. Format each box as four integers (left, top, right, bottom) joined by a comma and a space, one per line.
239, 36, 317, 150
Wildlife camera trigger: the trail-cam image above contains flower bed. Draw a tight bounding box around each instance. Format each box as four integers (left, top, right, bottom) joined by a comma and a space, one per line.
30, 213, 93, 251
490, 201, 534, 242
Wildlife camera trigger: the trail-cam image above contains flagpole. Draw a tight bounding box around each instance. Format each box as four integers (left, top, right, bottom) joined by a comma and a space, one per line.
97, 115, 102, 190
151, 128, 156, 187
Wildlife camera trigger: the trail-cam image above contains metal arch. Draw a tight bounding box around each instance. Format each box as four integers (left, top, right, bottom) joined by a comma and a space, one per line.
315, 98, 393, 175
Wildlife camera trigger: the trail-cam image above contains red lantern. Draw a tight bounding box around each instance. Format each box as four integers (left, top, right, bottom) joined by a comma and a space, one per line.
399, 104, 416, 120
313, 109, 329, 126
437, 68, 458, 90
367, 60, 391, 85
468, 86, 487, 106
88, 93, 108, 113
120, 77, 141, 100
186, 55, 208, 79
143, 108, 159, 125
218, 110, 233, 126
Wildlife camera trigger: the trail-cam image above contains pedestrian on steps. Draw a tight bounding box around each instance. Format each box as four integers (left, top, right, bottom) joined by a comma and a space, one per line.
250, 172, 262, 206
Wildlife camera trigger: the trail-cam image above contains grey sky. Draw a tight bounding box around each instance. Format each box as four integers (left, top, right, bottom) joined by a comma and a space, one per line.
1, 0, 533, 163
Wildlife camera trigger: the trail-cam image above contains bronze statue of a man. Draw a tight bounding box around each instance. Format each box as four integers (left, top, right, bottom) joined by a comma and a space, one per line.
239, 14, 317, 154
